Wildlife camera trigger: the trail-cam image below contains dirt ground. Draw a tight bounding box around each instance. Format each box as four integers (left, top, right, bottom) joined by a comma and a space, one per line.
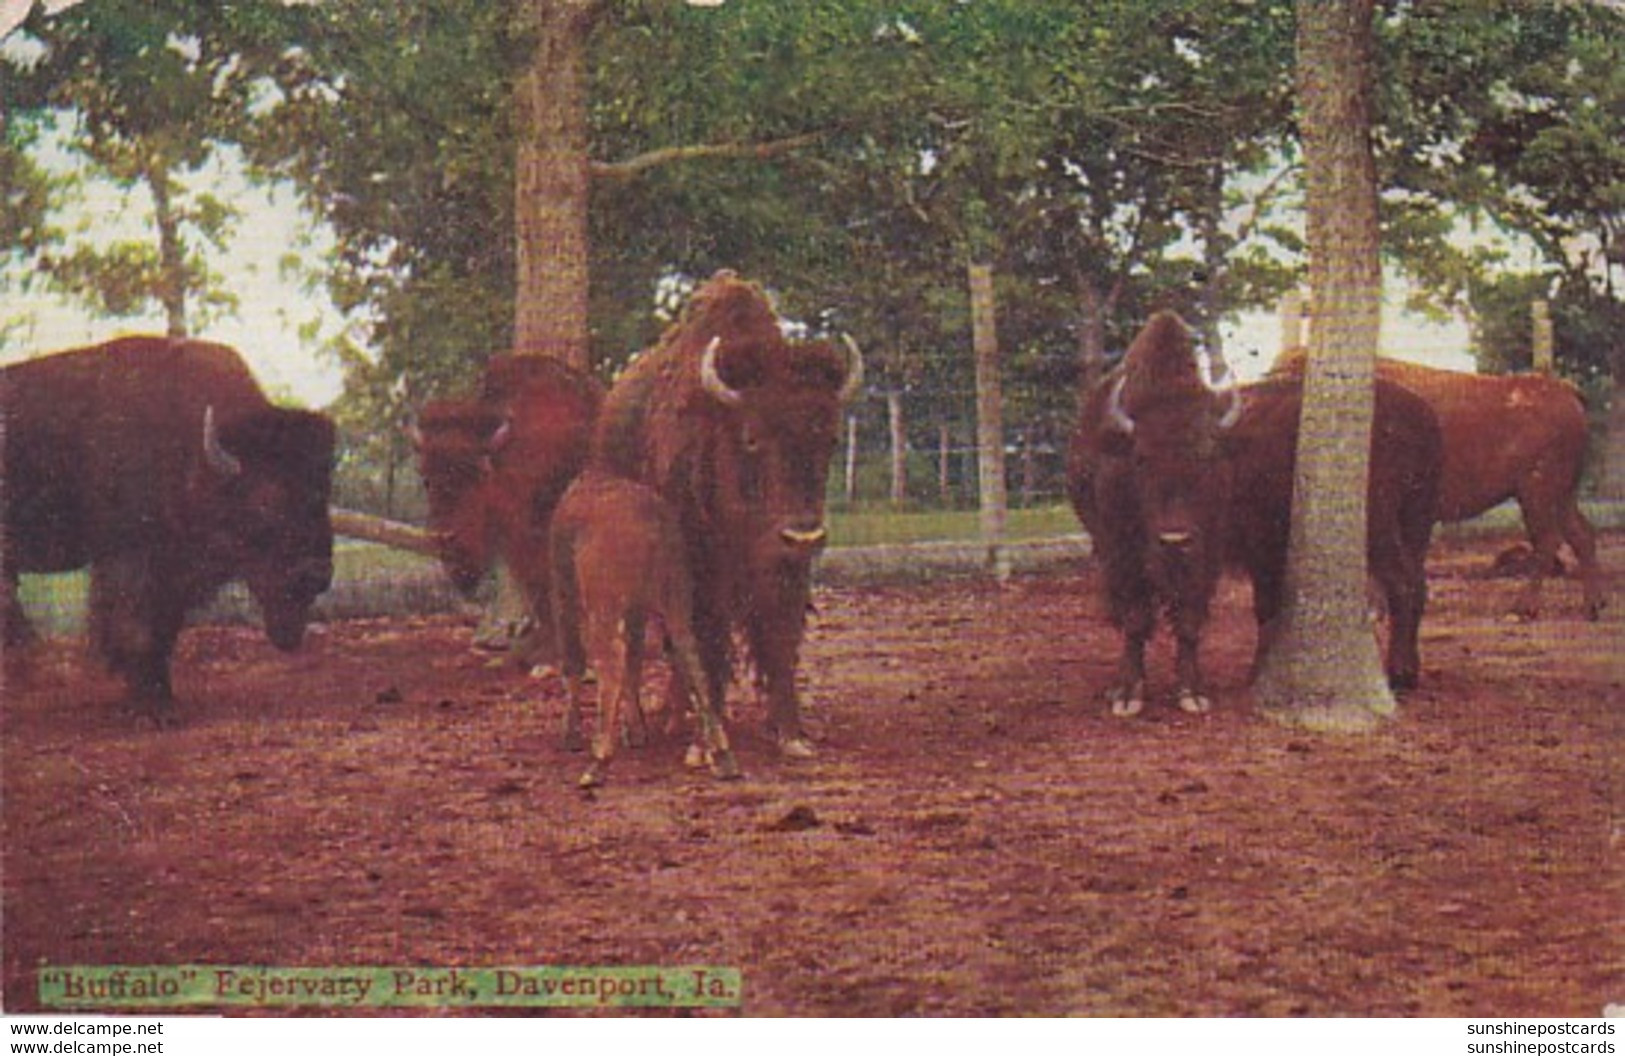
3, 530, 1621, 1016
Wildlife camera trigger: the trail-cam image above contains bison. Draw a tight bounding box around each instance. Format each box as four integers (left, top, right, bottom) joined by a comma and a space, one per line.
1, 336, 336, 716
410, 355, 603, 654
1066, 311, 1242, 716
1068, 313, 1444, 715
1275, 351, 1602, 620
591, 270, 862, 758
1224, 373, 1443, 692
550, 469, 737, 788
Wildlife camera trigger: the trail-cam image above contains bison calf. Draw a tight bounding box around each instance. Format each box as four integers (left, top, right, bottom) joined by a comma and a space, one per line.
549, 471, 739, 788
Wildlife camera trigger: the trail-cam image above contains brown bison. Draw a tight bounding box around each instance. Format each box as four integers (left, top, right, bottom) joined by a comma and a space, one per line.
1067, 312, 1242, 716
1069, 313, 1443, 714
1, 336, 336, 716
550, 470, 737, 788
410, 355, 603, 651
591, 270, 862, 758
1224, 373, 1443, 692
1275, 351, 1602, 620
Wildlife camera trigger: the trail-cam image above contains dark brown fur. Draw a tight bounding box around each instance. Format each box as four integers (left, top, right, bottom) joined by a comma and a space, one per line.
590, 271, 857, 755
1066, 312, 1238, 715
1, 336, 336, 715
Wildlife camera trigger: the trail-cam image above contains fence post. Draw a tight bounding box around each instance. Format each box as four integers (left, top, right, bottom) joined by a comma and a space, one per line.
1531, 299, 1554, 374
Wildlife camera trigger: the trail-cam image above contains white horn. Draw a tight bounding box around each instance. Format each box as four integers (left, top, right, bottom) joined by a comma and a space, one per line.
1202, 351, 1243, 430
1105, 375, 1135, 435
699, 336, 744, 407
839, 334, 866, 403
202, 406, 243, 477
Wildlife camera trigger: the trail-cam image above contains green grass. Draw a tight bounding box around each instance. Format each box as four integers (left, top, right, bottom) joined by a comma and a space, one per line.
827, 503, 1079, 547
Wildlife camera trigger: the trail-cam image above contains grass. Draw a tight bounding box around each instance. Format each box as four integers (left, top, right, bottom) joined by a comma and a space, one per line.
827, 503, 1079, 547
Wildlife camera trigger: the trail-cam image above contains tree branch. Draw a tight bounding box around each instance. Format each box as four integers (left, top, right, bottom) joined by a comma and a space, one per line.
591, 129, 828, 182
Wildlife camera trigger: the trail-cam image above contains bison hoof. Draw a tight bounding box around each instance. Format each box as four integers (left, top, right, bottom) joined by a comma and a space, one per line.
776, 734, 817, 760
578, 764, 605, 789
1176, 692, 1211, 715
1105, 692, 1144, 714
710, 750, 742, 781
683, 743, 708, 770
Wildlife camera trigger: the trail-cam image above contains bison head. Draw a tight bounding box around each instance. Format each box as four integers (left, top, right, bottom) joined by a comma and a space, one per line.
695, 330, 862, 570
1100, 313, 1240, 561
201, 406, 336, 650
409, 400, 509, 596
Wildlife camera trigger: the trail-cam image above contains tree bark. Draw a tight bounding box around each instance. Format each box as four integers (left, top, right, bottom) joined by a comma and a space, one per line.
1254, 0, 1393, 731
969, 262, 1009, 581
513, 0, 596, 369
143, 157, 187, 338
887, 389, 908, 505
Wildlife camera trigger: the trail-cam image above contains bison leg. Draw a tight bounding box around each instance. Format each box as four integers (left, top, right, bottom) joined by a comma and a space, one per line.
669, 625, 739, 782
1, 568, 36, 649
89, 555, 182, 721
578, 613, 631, 789
1559, 501, 1605, 621
1171, 631, 1210, 714
745, 572, 816, 758
1107, 614, 1152, 718
1369, 527, 1427, 691
621, 611, 649, 749
549, 535, 589, 753
1103, 562, 1154, 716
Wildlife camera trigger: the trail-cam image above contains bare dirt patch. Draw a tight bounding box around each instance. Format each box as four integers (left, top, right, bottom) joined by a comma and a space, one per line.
3, 531, 1620, 1016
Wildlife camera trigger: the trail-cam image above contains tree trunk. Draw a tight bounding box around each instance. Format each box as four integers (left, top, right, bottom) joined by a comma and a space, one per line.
143, 158, 187, 338
513, 0, 595, 369
1602, 373, 1625, 500
1075, 280, 1108, 394
1254, 0, 1393, 732
969, 262, 1009, 581
938, 421, 952, 507
844, 413, 858, 506
887, 389, 908, 505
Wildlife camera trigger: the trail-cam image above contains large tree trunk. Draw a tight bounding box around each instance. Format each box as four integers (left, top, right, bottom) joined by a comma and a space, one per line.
1254, 0, 1393, 732
513, 0, 595, 369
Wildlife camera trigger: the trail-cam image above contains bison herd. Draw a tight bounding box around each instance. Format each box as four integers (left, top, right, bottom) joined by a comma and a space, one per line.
0, 273, 1605, 787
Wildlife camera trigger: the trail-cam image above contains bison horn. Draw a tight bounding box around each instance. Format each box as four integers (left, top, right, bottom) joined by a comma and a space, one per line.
1105, 375, 1135, 435
486, 417, 513, 454
1201, 352, 1243, 430
202, 406, 243, 477
699, 336, 744, 407
839, 334, 866, 403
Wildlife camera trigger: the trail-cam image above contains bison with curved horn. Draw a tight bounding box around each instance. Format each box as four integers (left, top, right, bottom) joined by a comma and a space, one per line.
588, 270, 862, 758
1, 336, 336, 719
409, 354, 604, 659
1067, 311, 1243, 717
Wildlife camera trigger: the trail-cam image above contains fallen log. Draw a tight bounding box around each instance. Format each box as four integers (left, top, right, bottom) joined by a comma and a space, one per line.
330, 507, 440, 558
